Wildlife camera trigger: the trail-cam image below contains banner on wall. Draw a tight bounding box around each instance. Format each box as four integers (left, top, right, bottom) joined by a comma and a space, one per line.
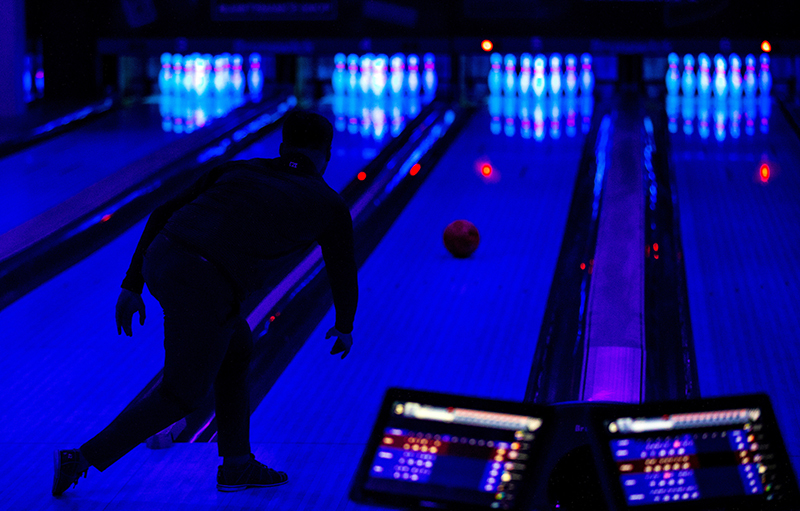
211, 0, 337, 21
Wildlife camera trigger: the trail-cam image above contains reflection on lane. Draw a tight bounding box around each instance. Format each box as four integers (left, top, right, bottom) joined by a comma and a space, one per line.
155, 90, 250, 134
666, 93, 771, 141
330, 91, 421, 142
488, 93, 594, 141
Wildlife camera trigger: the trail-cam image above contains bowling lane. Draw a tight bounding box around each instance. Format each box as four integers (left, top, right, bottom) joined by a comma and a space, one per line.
667, 96, 800, 472
0, 94, 257, 236
242, 99, 593, 510
0, 93, 429, 463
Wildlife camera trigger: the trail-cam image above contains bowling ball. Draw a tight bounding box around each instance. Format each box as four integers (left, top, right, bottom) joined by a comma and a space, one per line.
443, 220, 480, 258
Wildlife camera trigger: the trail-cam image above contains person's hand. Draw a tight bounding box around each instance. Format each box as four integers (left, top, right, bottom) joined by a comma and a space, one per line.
116, 289, 146, 336
326, 327, 353, 359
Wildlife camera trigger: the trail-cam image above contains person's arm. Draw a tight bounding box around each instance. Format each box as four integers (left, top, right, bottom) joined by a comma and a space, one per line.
318, 201, 358, 335
120, 163, 233, 293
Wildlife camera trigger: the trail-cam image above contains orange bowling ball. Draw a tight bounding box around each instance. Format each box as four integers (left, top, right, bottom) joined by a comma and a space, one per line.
443, 220, 480, 258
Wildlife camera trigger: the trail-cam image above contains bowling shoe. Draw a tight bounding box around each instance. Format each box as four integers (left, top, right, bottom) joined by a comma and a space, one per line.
217, 453, 288, 491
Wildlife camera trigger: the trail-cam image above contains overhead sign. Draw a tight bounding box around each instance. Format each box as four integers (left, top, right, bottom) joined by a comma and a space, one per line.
211, 0, 337, 21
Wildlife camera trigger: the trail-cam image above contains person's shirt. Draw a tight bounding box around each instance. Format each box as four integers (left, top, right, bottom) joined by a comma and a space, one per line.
121, 153, 357, 333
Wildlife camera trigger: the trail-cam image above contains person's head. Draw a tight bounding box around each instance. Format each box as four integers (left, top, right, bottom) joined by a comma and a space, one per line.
279, 110, 334, 175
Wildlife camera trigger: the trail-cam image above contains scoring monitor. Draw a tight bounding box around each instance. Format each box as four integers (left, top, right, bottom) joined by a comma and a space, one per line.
350, 388, 551, 510
590, 394, 800, 510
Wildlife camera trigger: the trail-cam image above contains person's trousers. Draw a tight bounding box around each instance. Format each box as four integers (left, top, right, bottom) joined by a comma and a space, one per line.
80, 233, 252, 471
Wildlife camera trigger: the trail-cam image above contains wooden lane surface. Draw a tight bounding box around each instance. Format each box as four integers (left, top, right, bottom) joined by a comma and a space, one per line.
669, 98, 800, 474
0, 106, 588, 509
0, 103, 183, 237
0, 218, 166, 446
247, 108, 589, 509
0, 101, 424, 509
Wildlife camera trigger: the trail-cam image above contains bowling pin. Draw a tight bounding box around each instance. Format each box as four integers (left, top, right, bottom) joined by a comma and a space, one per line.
519, 94, 532, 139
371, 95, 387, 140
714, 96, 727, 141
194, 55, 209, 97
503, 54, 517, 96
332, 91, 346, 132
213, 55, 226, 95
346, 54, 359, 95
159, 52, 173, 95
360, 97, 372, 138
579, 53, 594, 96
194, 92, 210, 128
564, 54, 578, 96
184, 91, 197, 133
743, 54, 757, 97
580, 93, 593, 134
221, 53, 232, 91
389, 53, 405, 95
697, 95, 710, 139
248, 53, 263, 96
390, 93, 405, 137
666, 92, 679, 134
171, 54, 184, 93
212, 80, 230, 118
359, 53, 374, 95
548, 53, 562, 97
488, 93, 502, 135
183, 54, 196, 94
758, 53, 771, 97
407, 92, 420, 118
744, 95, 756, 136
697, 53, 711, 96
759, 93, 771, 133
728, 53, 743, 97
231, 54, 245, 95
728, 94, 742, 139
488, 53, 502, 96
332, 53, 346, 95
681, 94, 695, 135
533, 96, 546, 141
713, 54, 727, 98
549, 94, 562, 139
665, 52, 680, 96
159, 90, 174, 132
370, 54, 388, 96
407, 54, 420, 95
204, 54, 214, 95
532, 54, 546, 98
681, 54, 696, 96
346, 93, 359, 134
564, 93, 577, 137
172, 93, 186, 133
503, 94, 516, 137
422, 53, 437, 96
518, 53, 532, 96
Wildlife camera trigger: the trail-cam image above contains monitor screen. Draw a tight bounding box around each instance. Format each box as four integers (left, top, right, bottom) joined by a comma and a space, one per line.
350, 388, 550, 510
591, 394, 800, 510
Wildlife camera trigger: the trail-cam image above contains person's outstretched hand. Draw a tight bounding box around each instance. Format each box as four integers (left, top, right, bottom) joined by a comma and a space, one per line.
116, 288, 146, 336
326, 327, 353, 359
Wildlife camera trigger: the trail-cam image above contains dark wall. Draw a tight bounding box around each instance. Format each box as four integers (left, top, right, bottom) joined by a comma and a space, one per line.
28, 0, 113, 99
27, 0, 795, 42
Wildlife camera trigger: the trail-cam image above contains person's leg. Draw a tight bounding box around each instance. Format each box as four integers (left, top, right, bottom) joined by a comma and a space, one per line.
215, 315, 253, 463
212, 315, 288, 491
78, 383, 189, 471
80, 234, 238, 472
